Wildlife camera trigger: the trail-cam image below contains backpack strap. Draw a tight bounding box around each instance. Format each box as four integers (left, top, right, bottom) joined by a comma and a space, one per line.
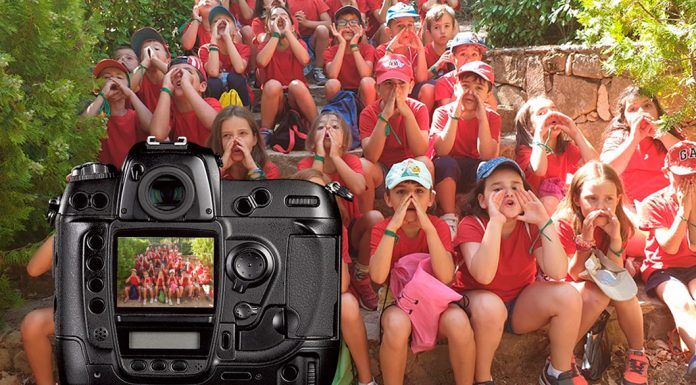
272, 128, 296, 154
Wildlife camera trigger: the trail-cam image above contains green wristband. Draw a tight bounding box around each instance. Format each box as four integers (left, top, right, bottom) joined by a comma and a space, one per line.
313, 154, 325, 162
271, 31, 281, 39
609, 246, 625, 258
384, 229, 399, 242
350, 43, 360, 50
209, 47, 219, 52
528, 218, 554, 254
160, 87, 173, 96
429, 66, 438, 75
377, 113, 388, 124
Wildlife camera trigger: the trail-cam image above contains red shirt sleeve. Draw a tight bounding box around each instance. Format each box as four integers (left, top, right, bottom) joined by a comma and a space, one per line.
297, 156, 313, 171
235, 43, 251, 62
434, 73, 455, 103
453, 216, 486, 247
314, 0, 330, 15
370, 218, 389, 255
556, 219, 577, 255
412, 99, 430, 131
361, 44, 376, 63
431, 216, 454, 253
206, 97, 222, 112
359, 104, 378, 141
323, 45, 337, 67
264, 161, 282, 179
565, 143, 582, 174
343, 154, 363, 174
487, 109, 502, 142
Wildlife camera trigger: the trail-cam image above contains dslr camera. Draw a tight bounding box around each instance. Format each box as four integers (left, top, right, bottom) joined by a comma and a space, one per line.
48, 137, 347, 385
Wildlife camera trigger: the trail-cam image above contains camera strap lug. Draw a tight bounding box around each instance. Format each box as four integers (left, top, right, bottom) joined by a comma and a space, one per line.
325, 181, 353, 202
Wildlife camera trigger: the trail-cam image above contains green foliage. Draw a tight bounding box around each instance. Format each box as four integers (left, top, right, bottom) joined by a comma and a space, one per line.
578, 0, 696, 129
471, 0, 581, 47
190, 238, 214, 269
0, 273, 22, 327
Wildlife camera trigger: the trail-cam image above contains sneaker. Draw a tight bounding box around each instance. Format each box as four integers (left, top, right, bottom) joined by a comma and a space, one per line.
150, 298, 154, 303
177, 298, 181, 305
440, 213, 459, 239
143, 299, 147, 305
686, 355, 696, 382
351, 273, 378, 311
312, 67, 327, 86
539, 360, 588, 385
474, 382, 495, 385
623, 351, 648, 385
169, 299, 173, 305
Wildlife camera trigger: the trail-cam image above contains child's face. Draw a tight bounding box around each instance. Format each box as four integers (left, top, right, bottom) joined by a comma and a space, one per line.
114, 48, 139, 72
529, 98, 563, 137
197, 0, 219, 17
387, 17, 416, 36
99, 67, 129, 100
574, 178, 620, 227
269, 8, 291, 30
377, 78, 412, 101
456, 74, 489, 111
336, 14, 361, 41
221, 116, 258, 161
385, 181, 434, 221
264, 0, 287, 9
429, 15, 454, 46
213, 15, 237, 35
170, 64, 205, 93
478, 168, 524, 219
141, 40, 169, 62
452, 45, 482, 66
623, 95, 658, 126
315, 114, 344, 151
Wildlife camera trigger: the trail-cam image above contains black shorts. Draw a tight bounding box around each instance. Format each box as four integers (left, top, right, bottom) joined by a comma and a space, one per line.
644, 266, 696, 296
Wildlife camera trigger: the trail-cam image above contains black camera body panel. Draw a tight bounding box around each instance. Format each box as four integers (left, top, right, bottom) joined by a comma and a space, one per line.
51, 139, 341, 384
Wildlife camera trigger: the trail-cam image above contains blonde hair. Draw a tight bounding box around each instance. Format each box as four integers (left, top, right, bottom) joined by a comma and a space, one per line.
305, 111, 353, 153
424, 4, 457, 33
206, 106, 268, 168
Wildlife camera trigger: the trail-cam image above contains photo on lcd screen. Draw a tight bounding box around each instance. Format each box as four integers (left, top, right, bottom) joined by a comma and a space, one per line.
116, 237, 214, 308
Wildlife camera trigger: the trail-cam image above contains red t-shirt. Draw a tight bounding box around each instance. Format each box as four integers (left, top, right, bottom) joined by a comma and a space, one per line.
221, 161, 281, 180
342, 225, 351, 264
556, 219, 613, 282
601, 130, 669, 203
430, 102, 501, 158
170, 97, 222, 146
98, 110, 140, 170
375, 44, 419, 68
359, 98, 430, 167
182, 22, 212, 51
256, 38, 309, 87
199, 42, 251, 73
326, 0, 369, 19
434, 70, 456, 104
137, 74, 162, 113
323, 43, 376, 90
453, 216, 541, 301
423, 43, 442, 69
297, 154, 364, 221
288, 0, 330, 37
229, 0, 257, 26
251, 17, 301, 37
515, 143, 582, 193
638, 187, 696, 281
129, 275, 140, 286
370, 215, 453, 268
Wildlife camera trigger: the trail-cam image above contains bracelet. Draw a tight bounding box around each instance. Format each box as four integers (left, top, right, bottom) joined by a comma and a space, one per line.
574, 234, 596, 252
680, 215, 696, 228
97, 91, 105, 98
528, 218, 554, 254
247, 167, 266, 180
209, 47, 219, 52
313, 154, 325, 162
384, 229, 399, 242
136, 63, 148, 72
609, 246, 625, 258
271, 31, 281, 39
385, 47, 393, 54
429, 66, 438, 76
449, 113, 459, 120
160, 87, 173, 95
192, 17, 203, 23
350, 43, 359, 50
377, 113, 389, 124
532, 140, 553, 154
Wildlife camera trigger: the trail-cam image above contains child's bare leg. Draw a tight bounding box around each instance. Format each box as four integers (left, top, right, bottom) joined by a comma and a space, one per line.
359, 77, 376, 106
351, 210, 385, 267
359, 159, 380, 213
438, 304, 475, 385
21, 307, 55, 385
380, 306, 411, 385
341, 293, 373, 383
466, 290, 506, 382
417, 83, 435, 115
260, 79, 284, 129
656, 279, 696, 352
540, 195, 560, 216
241, 26, 256, 74
414, 156, 434, 178
311, 26, 330, 68
571, 281, 610, 343
325, 79, 341, 101
612, 296, 645, 350
435, 177, 457, 214
288, 80, 317, 122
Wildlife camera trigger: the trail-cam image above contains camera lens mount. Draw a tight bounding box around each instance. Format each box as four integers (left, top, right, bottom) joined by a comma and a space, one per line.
137, 166, 196, 220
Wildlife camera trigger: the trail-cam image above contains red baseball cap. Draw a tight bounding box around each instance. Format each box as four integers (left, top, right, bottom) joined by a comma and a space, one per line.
92, 59, 129, 78
375, 54, 413, 84
169, 56, 207, 82
457, 60, 494, 84
665, 140, 696, 175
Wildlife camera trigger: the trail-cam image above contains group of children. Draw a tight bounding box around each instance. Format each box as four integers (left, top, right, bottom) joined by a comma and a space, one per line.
17, 0, 696, 384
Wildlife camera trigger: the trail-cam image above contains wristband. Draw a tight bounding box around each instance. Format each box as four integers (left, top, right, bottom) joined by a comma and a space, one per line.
429, 66, 438, 76
377, 113, 389, 124
192, 17, 203, 23
532, 140, 553, 154
385, 47, 393, 54
271, 31, 281, 39
247, 167, 266, 180
97, 91, 105, 98
136, 63, 148, 72
449, 113, 459, 120
384, 229, 399, 242
529, 218, 554, 254
350, 43, 360, 50
609, 246, 625, 258
209, 47, 219, 52
574, 234, 596, 252
160, 87, 173, 96
313, 154, 325, 162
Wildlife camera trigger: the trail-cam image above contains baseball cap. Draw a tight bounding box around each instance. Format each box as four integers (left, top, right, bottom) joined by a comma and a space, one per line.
385, 2, 419, 25
448, 31, 487, 53
169, 56, 208, 82
92, 59, 129, 78
385, 159, 433, 190
375, 54, 413, 84
581, 249, 637, 301
476, 157, 525, 182
208, 5, 237, 25
664, 140, 696, 176
335, 5, 363, 24
130, 27, 169, 60
457, 60, 494, 84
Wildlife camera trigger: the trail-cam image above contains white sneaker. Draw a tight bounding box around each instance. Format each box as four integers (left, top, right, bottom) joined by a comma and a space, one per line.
150, 298, 154, 303
143, 299, 147, 305
440, 213, 459, 239
169, 299, 173, 305
177, 298, 181, 305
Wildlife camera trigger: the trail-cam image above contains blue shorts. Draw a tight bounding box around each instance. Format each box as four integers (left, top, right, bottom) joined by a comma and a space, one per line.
503, 297, 519, 334
301, 35, 316, 75
433, 156, 483, 193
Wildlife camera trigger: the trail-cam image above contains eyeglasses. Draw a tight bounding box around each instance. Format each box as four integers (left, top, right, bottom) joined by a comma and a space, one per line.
336, 19, 361, 27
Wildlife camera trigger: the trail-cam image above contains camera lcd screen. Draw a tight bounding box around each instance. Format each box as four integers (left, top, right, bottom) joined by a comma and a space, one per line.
116, 236, 214, 309
129, 331, 200, 350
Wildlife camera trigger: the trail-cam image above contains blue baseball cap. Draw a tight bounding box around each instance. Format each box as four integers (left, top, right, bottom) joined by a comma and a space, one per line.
447, 31, 487, 53
476, 157, 525, 182
385, 3, 419, 25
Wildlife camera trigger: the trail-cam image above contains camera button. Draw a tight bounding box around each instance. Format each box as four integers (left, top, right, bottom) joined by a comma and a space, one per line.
130, 163, 145, 181
172, 360, 188, 372
130, 360, 146, 372
151, 360, 167, 371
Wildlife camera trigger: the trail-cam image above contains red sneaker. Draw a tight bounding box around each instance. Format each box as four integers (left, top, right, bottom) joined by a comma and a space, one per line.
623, 351, 648, 385
351, 273, 378, 311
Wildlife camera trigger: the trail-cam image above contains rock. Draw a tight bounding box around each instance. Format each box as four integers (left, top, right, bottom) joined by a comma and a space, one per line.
0, 350, 11, 372
565, 54, 573, 75
588, 112, 599, 122
575, 115, 587, 124
550, 75, 598, 118
571, 53, 607, 79
545, 75, 553, 94
0, 332, 20, 350
490, 54, 525, 88
576, 121, 607, 149
498, 106, 517, 135
495, 85, 526, 109
597, 84, 611, 120
542, 52, 567, 73
11, 351, 29, 375
607, 77, 634, 113
525, 56, 546, 97
0, 372, 20, 385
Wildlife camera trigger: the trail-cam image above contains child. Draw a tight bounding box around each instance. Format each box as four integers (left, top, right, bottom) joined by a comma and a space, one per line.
112, 45, 139, 72
130, 28, 171, 114
324, 5, 377, 107
168, 269, 181, 305
182, 0, 220, 52
430, 61, 500, 237
206, 105, 281, 179
256, 6, 317, 140
142, 271, 155, 305
199, 6, 252, 104
638, 140, 696, 380
124, 269, 141, 302
422, 5, 457, 72
359, 53, 432, 193
455, 157, 586, 385
376, 3, 434, 113
287, 0, 331, 84
515, 96, 599, 215
82, 59, 152, 169
150, 56, 222, 147
418, 0, 459, 21
365, 0, 408, 45
291, 168, 378, 385
554, 161, 648, 385
298, 112, 385, 309
370, 158, 475, 385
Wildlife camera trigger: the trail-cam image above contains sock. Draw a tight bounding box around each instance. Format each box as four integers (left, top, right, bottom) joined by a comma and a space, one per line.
358, 378, 375, 385
547, 363, 563, 378
353, 262, 369, 280
628, 348, 645, 355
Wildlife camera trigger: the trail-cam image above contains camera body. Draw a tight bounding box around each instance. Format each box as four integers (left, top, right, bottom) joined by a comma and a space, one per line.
50, 138, 342, 385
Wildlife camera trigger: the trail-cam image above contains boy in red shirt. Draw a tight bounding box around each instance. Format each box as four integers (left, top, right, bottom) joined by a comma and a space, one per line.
638, 141, 696, 380
422, 5, 456, 72
360, 53, 432, 194
82, 59, 152, 169
182, 0, 220, 52
130, 27, 171, 122
370, 158, 475, 384
430, 61, 501, 236
365, 0, 408, 45
287, 0, 331, 84
151, 56, 222, 146
199, 6, 252, 105
112, 45, 139, 72
324, 6, 377, 106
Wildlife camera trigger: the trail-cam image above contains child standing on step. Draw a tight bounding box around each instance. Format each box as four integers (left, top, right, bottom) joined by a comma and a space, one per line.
287, 0, 331, 84
130, 27, 171, 116
182, 0, 221, 52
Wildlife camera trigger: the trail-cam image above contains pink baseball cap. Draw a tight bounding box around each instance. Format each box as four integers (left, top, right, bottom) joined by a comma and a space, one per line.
457, 60, 494, 85
375, 54, 413, 84
665, 140, 696, 175
169, 55, 207, 82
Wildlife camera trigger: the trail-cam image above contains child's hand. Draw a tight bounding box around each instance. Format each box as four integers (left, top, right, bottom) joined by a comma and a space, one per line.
179, 69, 194, 90
677, 178, 693, 213
395, 86, 408, 114
327, 128, 343, 159
581, 209, 604, 241
381, 90, 396, 119
554, 112, 580, 139
211, 20, 222, 43
411, 28, 424, 51
235, 139, 257, 171
473, 90, 487, 120
295, 10, 306, 26
330, 24, 347, 45
314, 128, 327, 156
486, 190, 506, 224
350, 24, 364, 45
412, 196, 436, 233
629, 114, 655, 143
223, 20, 233, 41
162, 68, 176, 90
388, 193, 413, 232
112, 79, 134, 99
192, 3, 203, 22
281, 15, 293, 34
270, 18, 282, 34
596, 209, 622, 242
514, 189, 549, 227
434, 50, 453, 71
386, 29, 406, 52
